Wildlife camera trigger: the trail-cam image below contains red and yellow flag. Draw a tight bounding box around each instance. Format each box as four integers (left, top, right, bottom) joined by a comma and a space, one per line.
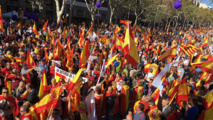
189, 53, 202, 73
42, 20, 48, 32
38, 70, 48, 99
121, 20, 139, 67
79, 40, 90, 68
0, 6, 3, 32
32, 22, 38, 34
25, 49, 36, 68
44, 49, 48, 64
158, 46, 177, 62
203, 90, 213, 109
198, 105, 213, 120
87, 24, 93, 35
67, 69, 83, 95
192, 59, 213, 73
176, 78, 188, 104
202, 37, 208, 48
152, 88, 160, 105
30, 87, 63, 120
66, 48, 74, 70
16, 23, 21, 29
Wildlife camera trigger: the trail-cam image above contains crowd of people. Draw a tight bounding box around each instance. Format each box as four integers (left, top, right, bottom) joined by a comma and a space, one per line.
0, 17, 212, 120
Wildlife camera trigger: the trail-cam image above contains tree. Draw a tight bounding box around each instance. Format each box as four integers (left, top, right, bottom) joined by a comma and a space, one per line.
84, 0, 105, 24
54, 0, 67, 23
128, 0, 155, 25
28, 0, 46, 12
108, 0, 124, 24
68, 0, 76, 24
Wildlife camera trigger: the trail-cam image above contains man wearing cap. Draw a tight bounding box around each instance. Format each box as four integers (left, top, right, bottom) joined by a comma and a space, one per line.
37, 59, 48, 73
20, 63, 30, 76
167, 104, 180, 120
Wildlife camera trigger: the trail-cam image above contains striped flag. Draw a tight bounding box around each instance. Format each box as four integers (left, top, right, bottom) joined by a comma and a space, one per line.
79, 40, 90, 68
38, 70, 48, 99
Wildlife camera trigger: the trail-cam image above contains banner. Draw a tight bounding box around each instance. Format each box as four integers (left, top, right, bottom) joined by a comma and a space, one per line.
55, 67, 87, 83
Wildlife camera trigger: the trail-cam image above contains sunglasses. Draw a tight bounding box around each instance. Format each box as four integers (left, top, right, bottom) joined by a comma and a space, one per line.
20, 110, 25, 113
3, 92, 8, 93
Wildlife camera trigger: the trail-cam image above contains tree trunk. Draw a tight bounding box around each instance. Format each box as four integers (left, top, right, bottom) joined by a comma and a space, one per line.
134, 15, 138, 26
109, 10, 114, 25
91, 14, 95, 25
68, 0, 74, 25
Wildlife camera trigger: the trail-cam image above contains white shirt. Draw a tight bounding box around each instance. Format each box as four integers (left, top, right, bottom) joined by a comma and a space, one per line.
183, 59, 189, 67
145, 73, 154, 82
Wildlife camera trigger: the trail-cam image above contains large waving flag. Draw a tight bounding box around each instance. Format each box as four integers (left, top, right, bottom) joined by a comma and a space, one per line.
203, 90, 213, 109
189, 53, 202, 73
105, 54, 120, 68
121, 20, 139, 67
84, 90, 97, 120
198, 105, 213, 120
0, 6, 3, 32
192, 59, 213, 73
158, 46, 177, 62
152, 63, 171, 96
30, 87, 63, 120
38, 70, 48, 99
176, 78, 188, 104
25, 49, 36, 68
152, 88, 160, 105
67, 69, 83, 95
79, 40, 90, 68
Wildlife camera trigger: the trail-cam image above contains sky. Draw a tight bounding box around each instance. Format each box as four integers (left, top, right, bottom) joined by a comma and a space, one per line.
201, 0, 213, 8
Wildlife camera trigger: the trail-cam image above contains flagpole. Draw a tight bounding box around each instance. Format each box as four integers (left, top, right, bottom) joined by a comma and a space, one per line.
47, 104, 54, 119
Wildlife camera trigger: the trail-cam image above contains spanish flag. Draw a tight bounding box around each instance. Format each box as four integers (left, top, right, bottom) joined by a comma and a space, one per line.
38, 70, 48, 99
189, 53, 202, 73
122, 20, 139, 67
120, 85, 130, 115
105, 54, 120, 68
176, 78, 188, 104
66, 48, 74, 70
44, 49, 48, 64
192, 59, 213, 73
25, 49, 36, 68
152, 88, 160, 105
203, 90, 213, 109
158, 46, 176, 62
144, 63, 151, 74
198, 105, 213, 120
30, 87, 63, 120
79, 40, 90, 68
116, 35, 124, 51
87, 24, 93, 35
202, 37, 208, 48
32, 22, 38, 34
67, 69, 83, 95
0, 6, 3, 32
42, 20, 48, 32
16, 23, 21, 29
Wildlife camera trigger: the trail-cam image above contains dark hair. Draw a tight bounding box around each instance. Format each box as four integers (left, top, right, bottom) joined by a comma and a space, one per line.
149, 100, 155, 106
209, 84, 213, 91
197, 96, 203, 103
138, 103, 145, 111
26, 83, 33, 89
74, 111, 81, 120
95, 87, 101, 94
189, 89, 194, 94
191, 98, 198, 106
21, 105, 29, 113
2, 87, 8, 91
200, 80, 206, 86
